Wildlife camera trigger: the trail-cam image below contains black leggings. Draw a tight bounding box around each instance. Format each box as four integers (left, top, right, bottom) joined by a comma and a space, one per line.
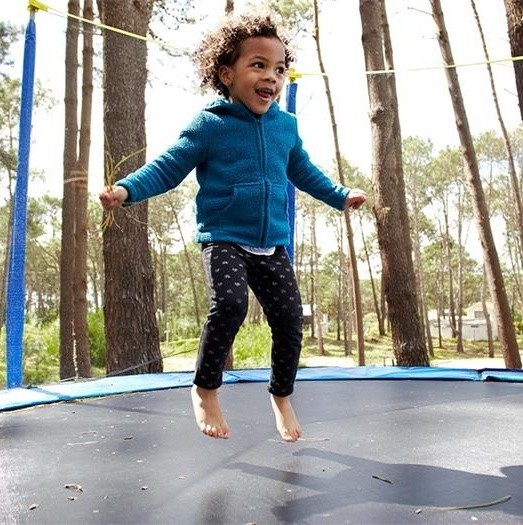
193, 243, 303, 397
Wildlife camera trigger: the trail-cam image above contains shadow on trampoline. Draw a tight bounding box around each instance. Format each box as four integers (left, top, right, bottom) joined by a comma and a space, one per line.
1, 373, 523, 524
228, 449, 522, 522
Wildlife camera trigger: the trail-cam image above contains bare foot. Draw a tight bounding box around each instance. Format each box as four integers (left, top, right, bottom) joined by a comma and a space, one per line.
270, 394, 303, 442
191, 385, 230, 439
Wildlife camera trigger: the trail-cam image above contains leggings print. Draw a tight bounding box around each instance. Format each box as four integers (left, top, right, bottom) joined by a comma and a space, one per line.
193, 243, 303, 397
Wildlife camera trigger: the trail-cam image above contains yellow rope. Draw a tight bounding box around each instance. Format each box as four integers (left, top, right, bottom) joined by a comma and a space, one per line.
27, 0, 523, 78
27, 0, 188, 55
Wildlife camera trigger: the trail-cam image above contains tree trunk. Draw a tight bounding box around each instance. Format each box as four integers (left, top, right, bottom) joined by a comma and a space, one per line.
0, 148, 16, 333
312, 0, 364, 364
359, 214, 384, 336
430, 0, 521, 368
170, 204, 201, 327
409, 190, 430, 356
482, 266, 495, 358
504, 0, 523, 122
59, 0, 80, 380
73, 0, 94, 377
456, 190, 464, 354
310, 206, 324, 356
360, 0, 428, 366
473, 0, 523, 278
101, 0, 162, 375
443, 207, 458, 338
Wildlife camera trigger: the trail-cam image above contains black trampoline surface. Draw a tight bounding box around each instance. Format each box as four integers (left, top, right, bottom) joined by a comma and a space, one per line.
1, 378, 523, 524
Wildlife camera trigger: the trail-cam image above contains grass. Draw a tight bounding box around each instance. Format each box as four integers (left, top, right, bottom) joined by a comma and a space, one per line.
160, 324, 513, 371
2, 324, 516, 388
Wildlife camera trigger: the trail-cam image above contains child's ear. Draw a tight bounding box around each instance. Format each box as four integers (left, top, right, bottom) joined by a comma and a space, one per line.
218, 65, 232, 87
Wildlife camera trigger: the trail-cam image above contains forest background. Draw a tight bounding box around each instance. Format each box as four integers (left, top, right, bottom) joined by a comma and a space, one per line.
2, 0, 523, 387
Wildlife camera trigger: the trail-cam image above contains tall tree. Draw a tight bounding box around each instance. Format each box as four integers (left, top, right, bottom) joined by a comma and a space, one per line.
59, 0, 80, 379
359, 0, 428, 366
59, 0, 93, 379
309, 202, 325, 355
100, 0, 162, 375
428, 147, 462, 339
430, 0, 521, 368
1, 26, 52, 331
402, 137, 435, 357
473, 0, 523, 277
312, 0, 365, 365
0, 76, 21, 331
73, 0, 94, 377
504, 0, 523, 122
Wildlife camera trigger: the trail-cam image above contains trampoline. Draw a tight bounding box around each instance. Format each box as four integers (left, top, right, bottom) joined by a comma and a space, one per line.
1, 366, 523, 524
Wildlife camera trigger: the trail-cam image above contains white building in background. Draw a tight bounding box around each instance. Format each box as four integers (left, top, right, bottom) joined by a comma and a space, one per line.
428, 302, 498, 341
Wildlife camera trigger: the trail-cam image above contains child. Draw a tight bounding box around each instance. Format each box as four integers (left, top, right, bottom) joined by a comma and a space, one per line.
100, 13, 366, 442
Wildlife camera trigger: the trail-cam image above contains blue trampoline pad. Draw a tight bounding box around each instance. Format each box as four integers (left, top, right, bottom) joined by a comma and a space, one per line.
2, 366, 522, 412
1, 369, 522, 524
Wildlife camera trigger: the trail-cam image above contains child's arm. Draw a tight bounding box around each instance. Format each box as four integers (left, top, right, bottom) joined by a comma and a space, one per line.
99, 185, 129, 211
344, 188, 367, 210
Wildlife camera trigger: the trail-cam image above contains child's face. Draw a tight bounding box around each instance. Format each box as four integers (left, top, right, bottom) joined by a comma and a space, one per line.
219, 36, 287, 115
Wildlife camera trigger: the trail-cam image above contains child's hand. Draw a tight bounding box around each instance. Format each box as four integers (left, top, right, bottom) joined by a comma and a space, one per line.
99, 185, 128, 211
345, 188, 367, 210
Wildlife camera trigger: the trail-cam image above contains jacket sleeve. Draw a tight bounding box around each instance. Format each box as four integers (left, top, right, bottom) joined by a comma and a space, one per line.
286, 126, 349, 210
116, 113, 209, 203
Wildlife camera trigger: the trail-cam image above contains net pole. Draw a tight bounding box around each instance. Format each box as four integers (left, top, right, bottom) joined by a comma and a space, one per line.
6, 9, 37, 388
285, 81, 298, 263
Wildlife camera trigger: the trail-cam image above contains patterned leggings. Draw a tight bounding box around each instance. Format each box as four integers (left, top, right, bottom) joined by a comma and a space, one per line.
193, 243, 303, 397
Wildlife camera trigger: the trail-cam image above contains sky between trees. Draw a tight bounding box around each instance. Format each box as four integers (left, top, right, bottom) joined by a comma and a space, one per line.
3, 0, 519, 259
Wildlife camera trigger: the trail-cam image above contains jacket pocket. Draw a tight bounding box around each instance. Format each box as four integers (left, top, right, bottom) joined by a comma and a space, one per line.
203, 182, 264, 238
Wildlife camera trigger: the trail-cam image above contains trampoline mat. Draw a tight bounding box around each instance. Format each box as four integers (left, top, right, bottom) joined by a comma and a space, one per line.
1, 379, 522, 524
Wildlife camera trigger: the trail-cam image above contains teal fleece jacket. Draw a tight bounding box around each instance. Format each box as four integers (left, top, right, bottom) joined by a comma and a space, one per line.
117, 99, 349, 248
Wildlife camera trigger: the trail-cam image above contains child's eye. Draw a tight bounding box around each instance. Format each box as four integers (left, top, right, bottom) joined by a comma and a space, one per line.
253, 61, 264, 69
276, 66, 286, 75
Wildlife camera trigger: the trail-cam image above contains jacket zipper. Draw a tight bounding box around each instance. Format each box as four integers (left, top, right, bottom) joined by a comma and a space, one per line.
256, 117, 269, 246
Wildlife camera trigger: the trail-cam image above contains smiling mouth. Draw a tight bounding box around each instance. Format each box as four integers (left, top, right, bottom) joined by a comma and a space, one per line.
256, 88, 274, 100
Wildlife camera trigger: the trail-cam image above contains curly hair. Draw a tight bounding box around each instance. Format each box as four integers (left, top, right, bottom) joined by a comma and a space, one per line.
193, 13, 295, 99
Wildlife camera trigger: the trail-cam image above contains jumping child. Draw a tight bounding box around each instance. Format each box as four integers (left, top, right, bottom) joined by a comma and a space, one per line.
99, 13, 366, 442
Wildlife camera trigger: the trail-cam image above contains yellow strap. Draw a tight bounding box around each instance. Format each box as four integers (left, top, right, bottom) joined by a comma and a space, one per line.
28, 0, 187, 54
28, 0, 48, 12
25, 1, 523, 77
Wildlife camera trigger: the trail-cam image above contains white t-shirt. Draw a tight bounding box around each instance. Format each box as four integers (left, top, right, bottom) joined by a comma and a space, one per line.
239, 245, 276, 256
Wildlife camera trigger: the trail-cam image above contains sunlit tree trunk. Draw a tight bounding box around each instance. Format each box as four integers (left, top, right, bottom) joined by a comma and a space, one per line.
481, 266, 495, 358
59, 0, 80, 380
456, 190, 464, 354
310, 206, 324, 355
87, 202, 103, 311
169, 203, 201, 327
442, 207, 458, 338
360, 0, 428, 366
430, 0, 521, 368
504, 0, 523, 122
0, 81, 19, 332
472, 0, 523, 276
101, 0, 162, 375
358, 214, 384, 336
73, 0, 94, 377
312, 0, 364, 365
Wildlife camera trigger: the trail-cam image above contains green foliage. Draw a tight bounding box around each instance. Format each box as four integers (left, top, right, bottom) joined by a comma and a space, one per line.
5, 318, 521, 389
0, 314, 106, 388
88, 309, 106, 368
233, 323, 272, 369
0, 22, 22, 69
22, 321, 60, 386
166, 316, 202, 340
513, 312, 523, 335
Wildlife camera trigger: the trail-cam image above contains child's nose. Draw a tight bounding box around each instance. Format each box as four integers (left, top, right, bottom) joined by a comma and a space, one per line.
265, 71, 277, 83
